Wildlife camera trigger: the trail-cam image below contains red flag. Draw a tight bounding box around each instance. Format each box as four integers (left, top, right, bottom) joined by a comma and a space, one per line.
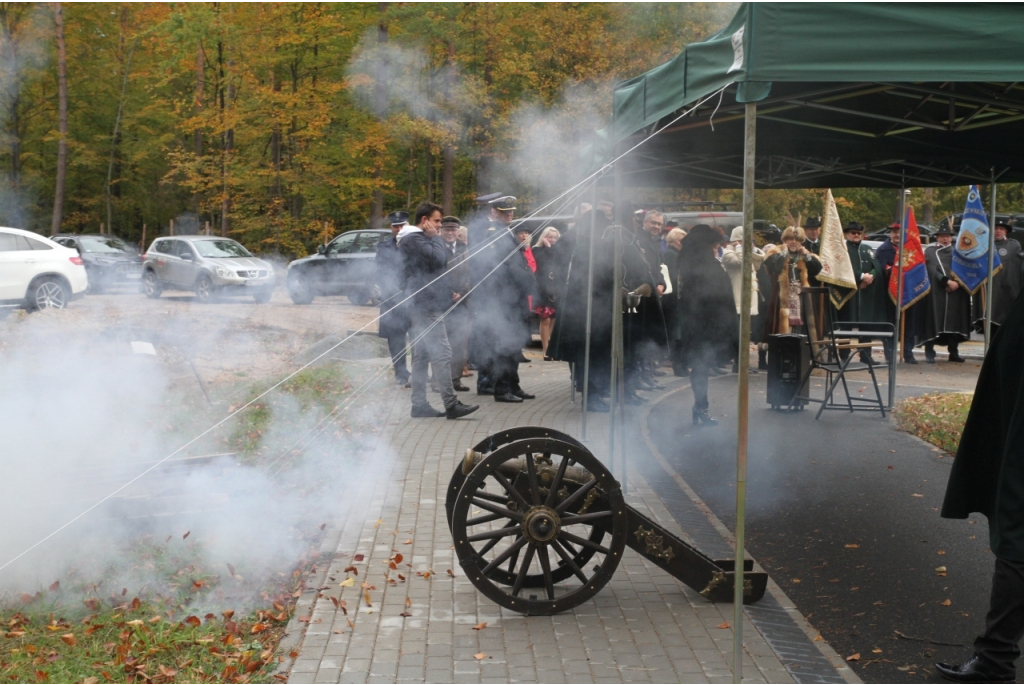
888, 206, 931, 309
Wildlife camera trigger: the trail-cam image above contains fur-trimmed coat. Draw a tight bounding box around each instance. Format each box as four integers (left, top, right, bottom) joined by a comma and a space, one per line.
762, 251, 822, 337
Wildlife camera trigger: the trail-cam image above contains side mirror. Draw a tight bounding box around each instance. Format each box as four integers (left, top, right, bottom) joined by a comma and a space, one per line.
180, 252, 194, 261
317, 244, 326, 255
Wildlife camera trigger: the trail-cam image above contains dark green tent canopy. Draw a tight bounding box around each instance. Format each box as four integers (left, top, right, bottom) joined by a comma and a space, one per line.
603, 3, 1024, 189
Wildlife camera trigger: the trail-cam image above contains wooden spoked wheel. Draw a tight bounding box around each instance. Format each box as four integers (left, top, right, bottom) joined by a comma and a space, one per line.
450, 437, 627, 615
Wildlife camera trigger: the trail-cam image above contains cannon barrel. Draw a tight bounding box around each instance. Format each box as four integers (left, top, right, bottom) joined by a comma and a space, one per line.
463, 449, 594, 485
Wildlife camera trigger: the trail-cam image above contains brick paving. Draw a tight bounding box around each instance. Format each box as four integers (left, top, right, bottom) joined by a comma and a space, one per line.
279, 353, 857, 684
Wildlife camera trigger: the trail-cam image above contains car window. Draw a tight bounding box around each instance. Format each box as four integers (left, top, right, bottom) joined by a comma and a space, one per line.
175, 241, 196, 259
153, 239, 174, 255
26, 236, 53, 250
192, 239, 251, 258
0, 232, 18, 252
327, 233, 357, 255
79, 236, 129, 253
353, 233, 382, 253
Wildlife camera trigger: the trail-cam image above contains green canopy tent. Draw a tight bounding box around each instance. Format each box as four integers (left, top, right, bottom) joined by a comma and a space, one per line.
588, 5, 1024, 682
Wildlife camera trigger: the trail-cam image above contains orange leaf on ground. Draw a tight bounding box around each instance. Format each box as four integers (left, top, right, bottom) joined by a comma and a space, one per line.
223, 609, 235, 620
716, 622, 730, 629
183, 531, 190, 539
393, 554, 403, 564
353, 554, 365, 562
447, 569, 455, 577
474, 653, 488, 660
400, 612, 412, 617
184, 615, 201, 627
344, 566, 358, 576
49, 581, 60, 592
473, 622, 487, 630
941, 599, 952, 606
846, 653, 861, 661
364, 590, 372, 607
60, 634, 76, 646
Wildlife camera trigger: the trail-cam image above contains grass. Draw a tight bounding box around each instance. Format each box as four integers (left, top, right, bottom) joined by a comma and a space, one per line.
893, 392, 973, 453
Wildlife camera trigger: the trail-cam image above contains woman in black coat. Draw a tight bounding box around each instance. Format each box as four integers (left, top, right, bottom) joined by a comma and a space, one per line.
675, 224, 737, 425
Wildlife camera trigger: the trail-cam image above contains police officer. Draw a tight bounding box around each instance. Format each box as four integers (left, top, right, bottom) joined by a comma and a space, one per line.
375, 211, 411, 386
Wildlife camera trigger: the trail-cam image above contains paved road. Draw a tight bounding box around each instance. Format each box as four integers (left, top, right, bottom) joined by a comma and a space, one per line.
644, 363, 1008, 684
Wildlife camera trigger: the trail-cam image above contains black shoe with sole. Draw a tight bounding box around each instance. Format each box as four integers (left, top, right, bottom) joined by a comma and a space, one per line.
935, 654, 1013, 683
410, 404, 444, 418
586, 397, 610, 413
452, 381, 470, 392
903, 356, 919, 364
692, 406, 718, 426
949, 354, 966, 363
494, 392, 524, 403
512, 389, 536, 400
477, 386, 495, 396
446, 401, 479, 420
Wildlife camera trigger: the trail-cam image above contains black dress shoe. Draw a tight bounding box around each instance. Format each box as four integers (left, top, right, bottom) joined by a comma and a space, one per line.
625, 391, 648, 405
477, 386, 495, 396
446, 401, 479, 420
516, 352, 529, 363
692, 406, 718, 426
935, 654, 1014, 683
903, 356, 919, 364
925, 356, 936, 364
494, 392, 524, 403
586, 397, 610, 412
512, 389, 536, 400
410, 404, 444, 418
452, 381, 470, 392
949, 353, 966, 363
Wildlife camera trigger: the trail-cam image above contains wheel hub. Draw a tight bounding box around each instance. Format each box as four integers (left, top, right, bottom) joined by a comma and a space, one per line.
522, 506, 560, 545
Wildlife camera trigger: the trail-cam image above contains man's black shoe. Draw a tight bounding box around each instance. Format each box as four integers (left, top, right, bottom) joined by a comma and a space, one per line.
949, 353, 966, 363
410, 404, 444, 418
512, 389, 536, 400
494, 392, 524, 403
452, 381, 470, 392
935, 654, 1014, 683
446, 401, 479, 420
904, 355, 919, 364
516, 352, 529, 363
477, 386, 495, 396
625, 392, 648, 405
586, 397, 610, 412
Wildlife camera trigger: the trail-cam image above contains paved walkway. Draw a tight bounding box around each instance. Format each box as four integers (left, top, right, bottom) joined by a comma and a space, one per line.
278, 353, 858, 684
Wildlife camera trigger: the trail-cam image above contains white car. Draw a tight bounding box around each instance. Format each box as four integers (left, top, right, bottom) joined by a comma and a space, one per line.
0, 226, 88, 311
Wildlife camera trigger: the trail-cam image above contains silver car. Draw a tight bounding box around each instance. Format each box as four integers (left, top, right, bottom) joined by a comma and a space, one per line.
142, 236, 274, 303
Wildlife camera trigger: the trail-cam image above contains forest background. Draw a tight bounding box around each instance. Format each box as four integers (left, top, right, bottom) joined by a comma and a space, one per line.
6, 2, 1024, 257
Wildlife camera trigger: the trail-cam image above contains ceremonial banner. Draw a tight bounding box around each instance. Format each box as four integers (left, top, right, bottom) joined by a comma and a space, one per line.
816, 189, 857, 309
951, 184, 1001, 295
888, 206, 931, 309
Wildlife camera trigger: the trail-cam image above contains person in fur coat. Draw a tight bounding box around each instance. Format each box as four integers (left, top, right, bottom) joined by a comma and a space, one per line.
762, 226, 823, 340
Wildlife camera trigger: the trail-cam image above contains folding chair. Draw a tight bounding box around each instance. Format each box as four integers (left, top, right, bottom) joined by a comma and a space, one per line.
789, 288, 890, 419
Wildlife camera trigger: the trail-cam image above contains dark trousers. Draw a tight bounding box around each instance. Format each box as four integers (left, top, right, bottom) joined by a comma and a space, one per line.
974, 557, 1024, 676
445, 308, 471, 382
690, 360, 709, 410
386, 334, 409, 382
492, 352, 520, 395
925, 339, 960, 359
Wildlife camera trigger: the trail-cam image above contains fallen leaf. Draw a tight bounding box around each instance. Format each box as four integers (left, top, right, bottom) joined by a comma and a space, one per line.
474, 653, 488, 660
389, 562, 397, 570
339, 600, 347, 615
60, 634, 76, 647
393, 553, 404, 564
447, 569, 455, 577
941, 599, 952, 606
887, 465, 894, 470
403, 539, 413, 545
329, 596, 339, 608
184, 615, 201, 627
844, 544, 860, 549
158, 665, 178, 678
374, 519, 383, 529
422, 571, 432, 579
912, 493, 924, 498
127, 619, 143, 626
846, 653, 861, 661
364, 590, 372, 607
340, 578, 355, 588
222, 609, 235, 620
344, 566, 358, 575
83, 678, 98, 684
792, 578, 801, 584
227, 563, 237, 577
353, 554, 365, 562
398, 574, 406, 581
183, 531, 190, 539
405, 597, 412, 608
872, 648, 883, 654
813, 635, 823, 642
347, 619, 354, 628
400, 612, 412, 617
320, 523, 327, 531
49, 581, 60, 592
716, 622, 730, 629
473, 622, 487, 630
936, 566, 948, 576
84, 599, 100, 611
148, 616, 163, 623
937, 550, 946, 555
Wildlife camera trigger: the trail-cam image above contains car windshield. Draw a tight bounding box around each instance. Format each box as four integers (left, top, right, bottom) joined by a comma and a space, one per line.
79, 236, 131, 253
192, 239, 252, 258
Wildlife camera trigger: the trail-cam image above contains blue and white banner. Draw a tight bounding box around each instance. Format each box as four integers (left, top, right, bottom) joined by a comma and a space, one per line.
951, 184, 1000, 295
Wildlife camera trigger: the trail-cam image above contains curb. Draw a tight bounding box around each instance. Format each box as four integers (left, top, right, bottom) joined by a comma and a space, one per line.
637, 379, 863, 684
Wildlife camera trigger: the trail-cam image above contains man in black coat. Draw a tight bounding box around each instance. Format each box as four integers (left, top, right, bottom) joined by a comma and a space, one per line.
922, 225, 970, 363
375, 211, 411, 386
972, 222, 1023, 333
399, 201, 478, 420
937, 289, 1024, 684
440, 216, 471, 392
875, 223, 924, 364
625, 210, 669, 401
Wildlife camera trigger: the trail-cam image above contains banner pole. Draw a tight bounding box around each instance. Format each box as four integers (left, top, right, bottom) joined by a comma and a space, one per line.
733, 101, 756, 685
892, 185, 907, 409
985, 169, 996, 355
581, 182, 597, 439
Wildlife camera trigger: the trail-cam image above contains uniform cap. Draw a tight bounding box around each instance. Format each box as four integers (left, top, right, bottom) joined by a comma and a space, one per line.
491, 195, 517, 211
441, 215, 461, 228
475, 192, 502, 204
934, 224, 954, 236
387, 210, 409, 225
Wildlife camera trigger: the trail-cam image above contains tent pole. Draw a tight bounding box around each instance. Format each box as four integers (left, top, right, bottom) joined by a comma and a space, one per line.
581, 182, 598, 439
891, 184, 907, 409
609, 223, 624, 484
985, 168, 996, 355
614, 142, 627, 491
733, 101, 756, 685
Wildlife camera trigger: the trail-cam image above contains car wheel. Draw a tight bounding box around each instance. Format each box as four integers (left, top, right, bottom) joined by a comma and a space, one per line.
195, 274, 217, 303
253, 287, 273, 304
143, 270, 162, 298
348, 289, 372, 306
29, 278, 69, 311
288, 273, 314, 305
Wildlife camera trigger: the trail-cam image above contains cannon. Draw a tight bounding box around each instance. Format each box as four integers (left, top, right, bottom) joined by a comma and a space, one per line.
446, 427, 768, 616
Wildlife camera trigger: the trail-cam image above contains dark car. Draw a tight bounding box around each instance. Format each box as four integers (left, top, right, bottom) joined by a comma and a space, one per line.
936, 213, 1024, 245
51, 233, 142, 292
286, 229, 390, 305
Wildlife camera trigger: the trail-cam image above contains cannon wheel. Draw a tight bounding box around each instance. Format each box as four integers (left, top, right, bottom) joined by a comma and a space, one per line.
451, 437, 627, 615
445, 428, 604, 588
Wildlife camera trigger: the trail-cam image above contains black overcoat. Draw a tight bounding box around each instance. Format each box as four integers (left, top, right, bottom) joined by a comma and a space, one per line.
923, 243, 972, 343
375, 236, 409, 338
971, 237, 1023, 328
942, 289, 1024, 560
675, 245, 737, 366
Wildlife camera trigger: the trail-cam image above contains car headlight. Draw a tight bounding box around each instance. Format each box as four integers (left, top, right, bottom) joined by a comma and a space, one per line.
215, 267, 233, 278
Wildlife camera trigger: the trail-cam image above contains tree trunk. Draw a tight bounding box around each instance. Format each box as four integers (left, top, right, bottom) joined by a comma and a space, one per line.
50, 2, 67, 236
106, 31, 136, 238
442, 39, 454, 214
425, 146, 433, 202
370, 1, 387, 229
922, 187, 934, 225
220, 44, 234, 237
194, 43, 204, 156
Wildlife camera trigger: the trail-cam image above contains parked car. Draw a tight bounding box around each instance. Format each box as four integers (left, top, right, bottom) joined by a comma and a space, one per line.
936, 213, 1024, 244
286, 229, 390, 305
51, 233, 142, 292
0, 226, 88, 311
142, 236, 274, 303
